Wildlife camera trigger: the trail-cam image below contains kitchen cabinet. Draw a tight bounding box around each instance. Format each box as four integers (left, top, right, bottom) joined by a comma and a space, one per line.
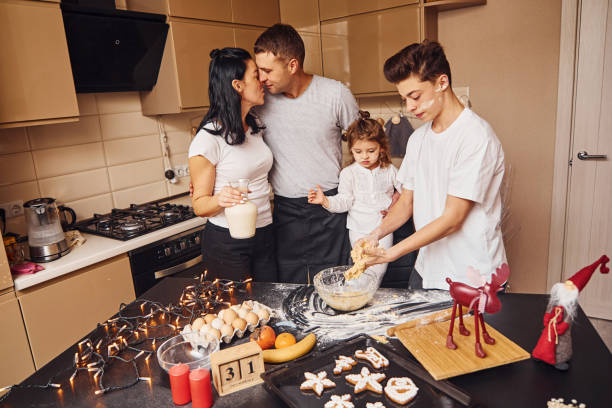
0, 0, 79, 129
319, 0, 418, 21
231, 0, 280, 27
321, 5, 420, 95
1, 244, 12, 292
280, 0, 323, 75
17, 254, 135, 369
0, 291, 35, 387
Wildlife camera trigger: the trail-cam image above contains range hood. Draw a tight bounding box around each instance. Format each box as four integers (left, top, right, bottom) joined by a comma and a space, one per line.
60, 2, 169, 93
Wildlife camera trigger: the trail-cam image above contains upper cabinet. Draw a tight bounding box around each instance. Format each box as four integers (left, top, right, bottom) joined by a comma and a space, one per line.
232, 0, 280, 27
0, 0, 79, 129
321, 5, 419, 95
319, 0, 418, 21
279, 0, 322, 75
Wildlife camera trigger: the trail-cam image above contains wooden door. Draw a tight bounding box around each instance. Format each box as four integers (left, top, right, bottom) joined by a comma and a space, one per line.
563, 0, 612, 319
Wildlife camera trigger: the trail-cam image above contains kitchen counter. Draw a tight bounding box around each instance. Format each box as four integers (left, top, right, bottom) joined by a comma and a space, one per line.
12, 195, 206, 291
3, 278, 611, 408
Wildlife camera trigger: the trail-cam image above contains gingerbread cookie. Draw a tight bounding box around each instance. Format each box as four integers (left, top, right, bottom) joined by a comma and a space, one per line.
345, 366, 386, 394
300, 371, 336, 396
384, 377, 419, 405
366, 402, 386, 408
324, 394, 354, 408
354, 347, 389, 369
333, 355, 357, 375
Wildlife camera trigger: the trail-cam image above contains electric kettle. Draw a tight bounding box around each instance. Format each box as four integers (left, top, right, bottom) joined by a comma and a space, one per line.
23, 198, 76, 263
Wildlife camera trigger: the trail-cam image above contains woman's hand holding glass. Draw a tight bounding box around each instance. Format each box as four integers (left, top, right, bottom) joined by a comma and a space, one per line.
217, 185, 247, 208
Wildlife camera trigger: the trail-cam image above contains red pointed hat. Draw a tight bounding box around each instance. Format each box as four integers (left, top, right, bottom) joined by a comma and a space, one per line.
568, 255, 610, 291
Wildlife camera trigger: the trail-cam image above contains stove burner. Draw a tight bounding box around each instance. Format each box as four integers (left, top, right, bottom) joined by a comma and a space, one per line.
162, 209, 180, 222
97, 218, 111, 232
121, 220, 145, 233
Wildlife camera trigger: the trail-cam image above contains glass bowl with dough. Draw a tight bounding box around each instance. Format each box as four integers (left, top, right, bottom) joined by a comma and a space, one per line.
314, 266, 378, 312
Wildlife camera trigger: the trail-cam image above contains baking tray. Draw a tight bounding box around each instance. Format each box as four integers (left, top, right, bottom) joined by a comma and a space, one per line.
261, 334, 474, 407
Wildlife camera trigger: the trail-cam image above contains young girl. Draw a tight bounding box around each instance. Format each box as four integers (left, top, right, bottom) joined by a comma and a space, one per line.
308, 110, 402, 283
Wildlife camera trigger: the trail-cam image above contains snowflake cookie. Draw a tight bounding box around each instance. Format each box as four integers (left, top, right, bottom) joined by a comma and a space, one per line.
324, 394, 354, 408
384, 377, 419, 405
354, 347, 389, 369
299, 371, 336, 396
365, 402, 386, 408
345, 366, 386, 394
333, 355, 357, 375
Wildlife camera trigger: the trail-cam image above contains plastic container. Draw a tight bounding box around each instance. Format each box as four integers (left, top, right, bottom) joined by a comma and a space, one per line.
313, 266, 379, 311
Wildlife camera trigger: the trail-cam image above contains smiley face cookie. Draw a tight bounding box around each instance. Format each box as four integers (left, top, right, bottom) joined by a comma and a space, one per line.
384, 377, 419, 405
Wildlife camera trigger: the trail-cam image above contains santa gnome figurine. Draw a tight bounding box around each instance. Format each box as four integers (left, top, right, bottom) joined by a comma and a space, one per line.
532, 254, 609, 370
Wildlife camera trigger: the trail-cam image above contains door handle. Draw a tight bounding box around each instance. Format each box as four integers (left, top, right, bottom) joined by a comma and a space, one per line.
154, 254, 203, 279
577, 151, 607, 160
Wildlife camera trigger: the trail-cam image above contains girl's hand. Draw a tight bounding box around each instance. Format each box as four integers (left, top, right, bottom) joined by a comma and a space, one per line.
217, 185, 246, 208
307, 185, 329, 208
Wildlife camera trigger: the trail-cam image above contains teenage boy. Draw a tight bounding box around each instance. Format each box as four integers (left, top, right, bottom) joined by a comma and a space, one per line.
253, 24, 359, 283
361, 41, 507, 289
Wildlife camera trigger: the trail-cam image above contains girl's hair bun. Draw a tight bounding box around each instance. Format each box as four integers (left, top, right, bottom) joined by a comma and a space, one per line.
358, 110, 371, 120
210, 48, 221, 59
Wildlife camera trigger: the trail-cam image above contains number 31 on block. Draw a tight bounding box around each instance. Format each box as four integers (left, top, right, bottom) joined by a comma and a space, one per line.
210, 341, 265, 396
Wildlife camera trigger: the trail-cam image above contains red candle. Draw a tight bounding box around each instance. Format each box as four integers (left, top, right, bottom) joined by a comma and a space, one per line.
189, 368, 213, 408
168, 363, 191, 405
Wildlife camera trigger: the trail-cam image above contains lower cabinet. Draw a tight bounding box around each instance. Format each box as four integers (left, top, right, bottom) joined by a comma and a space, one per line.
17, 255, 136, 369
0, 291, 35, 387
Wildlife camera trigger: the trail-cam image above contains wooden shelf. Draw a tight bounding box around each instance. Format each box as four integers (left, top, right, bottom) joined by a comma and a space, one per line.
424, 0, 486, 12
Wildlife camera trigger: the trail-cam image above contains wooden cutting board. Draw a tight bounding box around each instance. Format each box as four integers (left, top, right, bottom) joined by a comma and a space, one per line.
395, 315, 530, 380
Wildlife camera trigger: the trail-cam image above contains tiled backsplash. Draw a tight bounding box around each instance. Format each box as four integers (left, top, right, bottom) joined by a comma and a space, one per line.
0, 92, 203, 235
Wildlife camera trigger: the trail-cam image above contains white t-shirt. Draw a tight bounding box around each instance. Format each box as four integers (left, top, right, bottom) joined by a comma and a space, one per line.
397, 108, 507, 289
326, 162, 402, 234
188, 123, 273, 228
254, 75, 359, 198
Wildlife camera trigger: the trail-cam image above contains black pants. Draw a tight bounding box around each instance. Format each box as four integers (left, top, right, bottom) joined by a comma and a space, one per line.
273, 189, 351, 284
200, 222, 277, 282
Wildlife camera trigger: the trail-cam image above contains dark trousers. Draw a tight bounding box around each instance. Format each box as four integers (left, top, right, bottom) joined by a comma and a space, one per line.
200, 222, 277, 282
273, 189, 351, 284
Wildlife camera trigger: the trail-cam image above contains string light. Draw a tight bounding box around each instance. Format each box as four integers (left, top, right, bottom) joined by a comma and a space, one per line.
0, 278, 251, 403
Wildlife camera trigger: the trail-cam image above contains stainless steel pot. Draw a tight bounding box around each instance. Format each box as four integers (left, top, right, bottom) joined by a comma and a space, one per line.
23, 198, 76, 262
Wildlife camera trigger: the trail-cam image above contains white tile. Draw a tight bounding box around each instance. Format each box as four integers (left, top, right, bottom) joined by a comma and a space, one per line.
0, 181, 40, 203
112, 181, 167, 208
77, 94, 98, 116
5, 215, 27, 236
167, 176, 190, 196
0, 152, 36, 186
95, 92, 141, 114
64, 194, 114, 221
103, 134, 162, 166
38, 168, 111, 203
99, 112, 159, 140
0, 128, 29, 154
32, 143, 106, 179
166, 130, 191, 155
107, 158, 164, 191
28, 116, 101, 150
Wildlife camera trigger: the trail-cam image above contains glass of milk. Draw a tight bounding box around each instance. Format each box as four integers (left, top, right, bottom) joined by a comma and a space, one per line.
224, 179, 257, 239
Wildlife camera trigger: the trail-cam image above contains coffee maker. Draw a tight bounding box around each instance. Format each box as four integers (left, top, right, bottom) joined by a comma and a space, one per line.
24, 198, 76, 262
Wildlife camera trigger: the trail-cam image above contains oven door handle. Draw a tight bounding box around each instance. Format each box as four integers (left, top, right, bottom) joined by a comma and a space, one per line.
154, 255, 203, 280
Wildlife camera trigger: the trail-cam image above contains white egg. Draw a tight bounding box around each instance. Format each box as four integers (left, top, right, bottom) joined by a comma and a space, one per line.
256, 308, 270, 321
199, 325, 210, 335
237, 308, 249, 319
208, 327, 221, 340
232, 318, 247, 331
211, 317, 225, 330
220, 324, 234, 338
204, 314, 217, 324
182, 324, 192, 334
191, 317, 205, 331
245, 311, 259, 325
223, 308, 238, 325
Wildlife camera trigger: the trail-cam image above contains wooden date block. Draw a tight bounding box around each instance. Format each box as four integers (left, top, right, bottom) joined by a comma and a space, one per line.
210, 341, 264, 396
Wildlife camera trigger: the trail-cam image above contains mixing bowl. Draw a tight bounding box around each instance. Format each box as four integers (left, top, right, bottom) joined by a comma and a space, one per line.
313, 266, 379, 311
157, 333, 220, 373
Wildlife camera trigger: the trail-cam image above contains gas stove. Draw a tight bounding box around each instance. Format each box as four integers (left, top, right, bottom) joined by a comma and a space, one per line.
74, 200, 196, 241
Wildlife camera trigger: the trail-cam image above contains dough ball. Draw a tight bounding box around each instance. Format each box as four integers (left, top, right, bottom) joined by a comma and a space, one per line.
245, 311, 259, 326
191, 317, 205, 332
204, 314, 217, 325
232, 318, 247, 331
223, 308, 238, 325
211, 317, 225, 330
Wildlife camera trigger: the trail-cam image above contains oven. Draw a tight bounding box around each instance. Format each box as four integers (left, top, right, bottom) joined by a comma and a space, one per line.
128, 225, 206, 296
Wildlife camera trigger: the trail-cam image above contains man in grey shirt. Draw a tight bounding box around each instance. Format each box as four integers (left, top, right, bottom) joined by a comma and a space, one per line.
253, 24, 359, 283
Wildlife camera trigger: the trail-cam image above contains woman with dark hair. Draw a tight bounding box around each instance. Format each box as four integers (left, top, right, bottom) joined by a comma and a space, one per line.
188, 47, 276, 282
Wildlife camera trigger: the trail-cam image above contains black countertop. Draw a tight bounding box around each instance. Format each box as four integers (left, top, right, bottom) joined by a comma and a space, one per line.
2, 278, 611, 408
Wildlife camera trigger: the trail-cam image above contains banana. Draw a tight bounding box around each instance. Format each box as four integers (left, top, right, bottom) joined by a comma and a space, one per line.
262, 333, 316, 363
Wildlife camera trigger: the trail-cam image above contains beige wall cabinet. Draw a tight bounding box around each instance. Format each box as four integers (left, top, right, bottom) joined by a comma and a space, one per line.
319, 0, 418, 21
0, 0, 79, 129
321, 5, 420, 95
17, 255, 135, 369
280, 0, 323, 75
1, 244, 13, 292
0, 291, 35, 387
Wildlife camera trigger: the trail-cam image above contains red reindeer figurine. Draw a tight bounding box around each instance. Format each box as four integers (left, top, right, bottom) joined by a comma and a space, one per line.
446, 263, 510, 358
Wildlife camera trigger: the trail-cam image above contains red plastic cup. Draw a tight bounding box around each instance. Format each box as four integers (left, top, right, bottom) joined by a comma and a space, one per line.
189, 368, 213, 408
168, 363, 191, 405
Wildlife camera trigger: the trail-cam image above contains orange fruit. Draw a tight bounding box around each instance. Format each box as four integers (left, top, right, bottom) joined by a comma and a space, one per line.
275, 332, 297, 349
249, 325, 276, 350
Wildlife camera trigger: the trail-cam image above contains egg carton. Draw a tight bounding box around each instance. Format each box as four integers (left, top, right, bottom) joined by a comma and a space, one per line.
181, 300, 274, 346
